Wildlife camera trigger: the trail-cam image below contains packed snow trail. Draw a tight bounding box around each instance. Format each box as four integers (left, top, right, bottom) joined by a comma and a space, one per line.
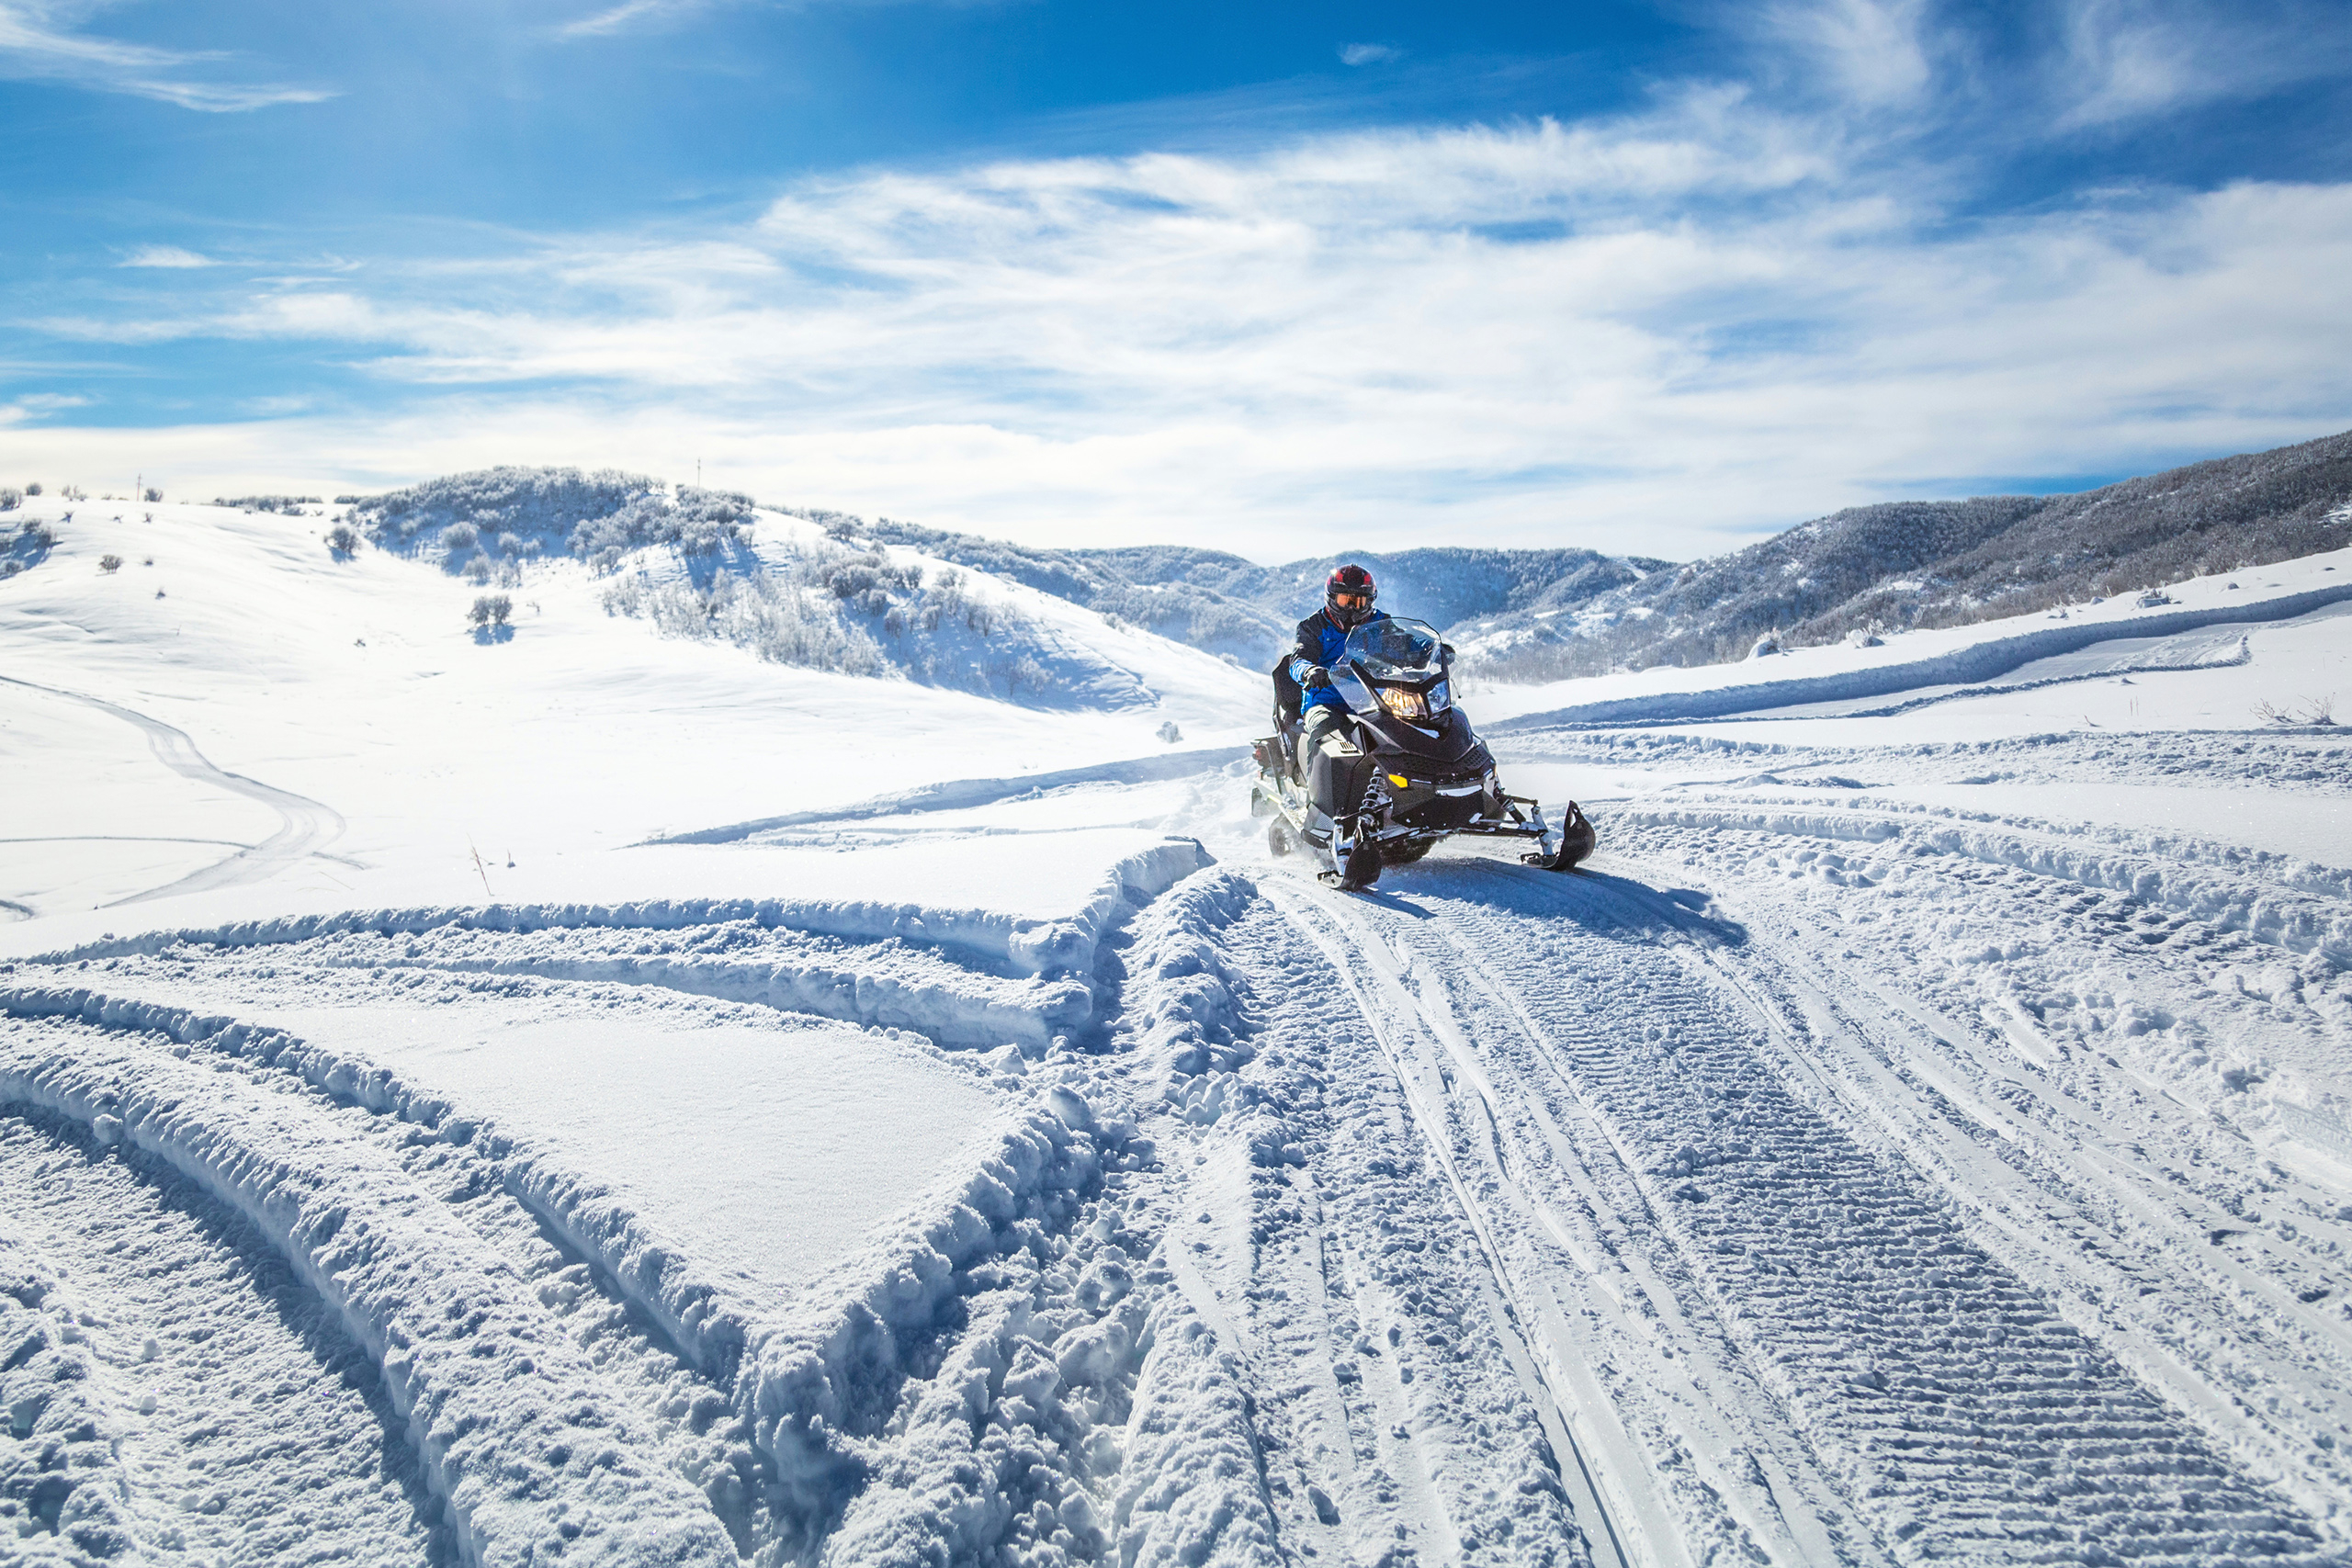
1184, 853, 2341, 1564
0, 676, 346, 906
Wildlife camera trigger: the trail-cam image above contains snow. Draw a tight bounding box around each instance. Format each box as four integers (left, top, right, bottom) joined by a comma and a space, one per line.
6, 491, 2352, 1566
1476, 545, 2352, 734
197, 999, 1003, 1297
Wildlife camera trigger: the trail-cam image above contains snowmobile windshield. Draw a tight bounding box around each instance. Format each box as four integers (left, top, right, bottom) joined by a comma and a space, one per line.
1345, 618, 1443, 681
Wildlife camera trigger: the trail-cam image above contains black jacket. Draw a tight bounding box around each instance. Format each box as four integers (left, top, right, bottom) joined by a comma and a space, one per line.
1291, 607, 1388, 712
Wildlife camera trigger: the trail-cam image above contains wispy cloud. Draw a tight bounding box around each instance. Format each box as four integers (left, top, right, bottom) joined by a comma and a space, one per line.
16, 0, 2352, 554
557, 0, 707, 39
1752, 0, 1935, 107
2050, 0, 2349, 129
119, 244, 217, 268
0, 390, 91, 426
1339, 42, 1403, 67
0, 0, 331, 110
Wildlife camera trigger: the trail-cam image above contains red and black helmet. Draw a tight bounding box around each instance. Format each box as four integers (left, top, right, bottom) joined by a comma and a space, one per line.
1326, 563, 1377, 626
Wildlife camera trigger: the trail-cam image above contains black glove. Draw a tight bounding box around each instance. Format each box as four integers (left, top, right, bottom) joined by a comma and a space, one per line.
1301, 663, 1333, 691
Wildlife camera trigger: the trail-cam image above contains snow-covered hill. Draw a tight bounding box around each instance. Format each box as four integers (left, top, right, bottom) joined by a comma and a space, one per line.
5, 470, 2352, 1568
344, 468, 1261, 710
864, 515, 1670, 668
1461, 426, 2352, 680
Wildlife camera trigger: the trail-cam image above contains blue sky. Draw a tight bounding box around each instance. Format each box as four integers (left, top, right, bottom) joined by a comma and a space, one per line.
4, 0, 2349, 558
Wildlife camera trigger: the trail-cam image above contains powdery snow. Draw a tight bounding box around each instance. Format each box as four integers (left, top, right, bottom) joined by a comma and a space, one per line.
6, 491, 2352, 1566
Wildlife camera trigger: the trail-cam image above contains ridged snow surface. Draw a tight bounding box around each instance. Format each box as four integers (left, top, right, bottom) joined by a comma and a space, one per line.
5, 493, 2352, 1565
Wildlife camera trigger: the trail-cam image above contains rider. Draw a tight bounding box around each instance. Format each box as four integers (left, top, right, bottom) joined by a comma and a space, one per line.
1291, 563, 1386, 777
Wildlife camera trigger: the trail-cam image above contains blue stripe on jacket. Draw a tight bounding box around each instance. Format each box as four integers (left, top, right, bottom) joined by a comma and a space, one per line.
1291, 609, 1387, 712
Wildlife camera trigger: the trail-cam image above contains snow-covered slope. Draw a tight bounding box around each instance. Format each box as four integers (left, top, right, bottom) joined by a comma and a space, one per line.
0, 493, 1255, 922
1474, 544, 2352, 733
1459, 426, 2352, 681
6, 478, 2352, 1568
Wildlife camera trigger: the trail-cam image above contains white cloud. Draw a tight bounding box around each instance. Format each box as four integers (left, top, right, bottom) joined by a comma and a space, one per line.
2050, 0, 2348, 129
17, 36, 2352, 558
557, 0, 702, 39
0, 0, 331, 110
119, 245, 217, 268
1339, 43, 1402, 67
1754, 0, 1934, 107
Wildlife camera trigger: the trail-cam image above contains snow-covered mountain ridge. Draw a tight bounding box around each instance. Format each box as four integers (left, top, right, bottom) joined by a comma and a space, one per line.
859, 522, 1672, 669
307, 427, 2352, 694
1461, 426, 2352, 680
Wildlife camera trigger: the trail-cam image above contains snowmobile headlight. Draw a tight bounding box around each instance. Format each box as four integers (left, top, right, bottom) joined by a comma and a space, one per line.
1375, 686, 1429, 721
1429, 680, 1452, 713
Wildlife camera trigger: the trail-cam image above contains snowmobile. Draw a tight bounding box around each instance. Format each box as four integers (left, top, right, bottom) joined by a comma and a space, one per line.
1250, 616, 1597, 891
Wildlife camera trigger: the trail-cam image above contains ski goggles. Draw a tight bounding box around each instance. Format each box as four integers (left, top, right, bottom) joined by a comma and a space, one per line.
1330, 592, 1373, 611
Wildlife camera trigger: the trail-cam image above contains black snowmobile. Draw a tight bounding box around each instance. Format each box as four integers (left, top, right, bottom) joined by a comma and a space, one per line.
1250, 616, 1597, 890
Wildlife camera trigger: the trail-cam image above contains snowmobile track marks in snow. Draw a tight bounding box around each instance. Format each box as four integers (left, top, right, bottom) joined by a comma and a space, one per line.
1377, 860, 2335, 1563
1620, 815, 2352, 1524
0, 675, 347, 908
0, 1007, 741, 1567
1266, 872, 1835, 1568
0, 1108, 449, 1566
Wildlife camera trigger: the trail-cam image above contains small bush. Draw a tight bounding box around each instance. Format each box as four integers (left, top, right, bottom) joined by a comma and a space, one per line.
326, 524, 360, 556
24, 483, 40, 497
464, 556, 492, 584
442, 521, 480, 552
61, 484, 85, 502
142, 487, 163, 503
0, 488, 18, 511
99, 554, 123, 573
2256, 694, 2336, 726
468, 593, 513, 628
212, 494, 321, 513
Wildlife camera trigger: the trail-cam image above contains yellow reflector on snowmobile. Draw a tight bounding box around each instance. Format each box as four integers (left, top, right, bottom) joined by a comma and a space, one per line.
1387, 773, 1409, 788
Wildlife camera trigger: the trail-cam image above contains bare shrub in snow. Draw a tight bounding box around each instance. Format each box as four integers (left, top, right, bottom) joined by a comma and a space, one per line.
211, 493, 320, 513
1001, 653, 1052, 695
98, 554, 123, 574
603, 570, 884, 675
143, 486, 164, 502
464, 557, 493, 585
0, 488, 18, 512
24, 483, 40, 497
2256, 694, 2336, 727
61, 484, 85, 501
349, 467, 753, 563
468, 593, 513, 629
442, 521, 480, 553
326, 524, 361, 556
